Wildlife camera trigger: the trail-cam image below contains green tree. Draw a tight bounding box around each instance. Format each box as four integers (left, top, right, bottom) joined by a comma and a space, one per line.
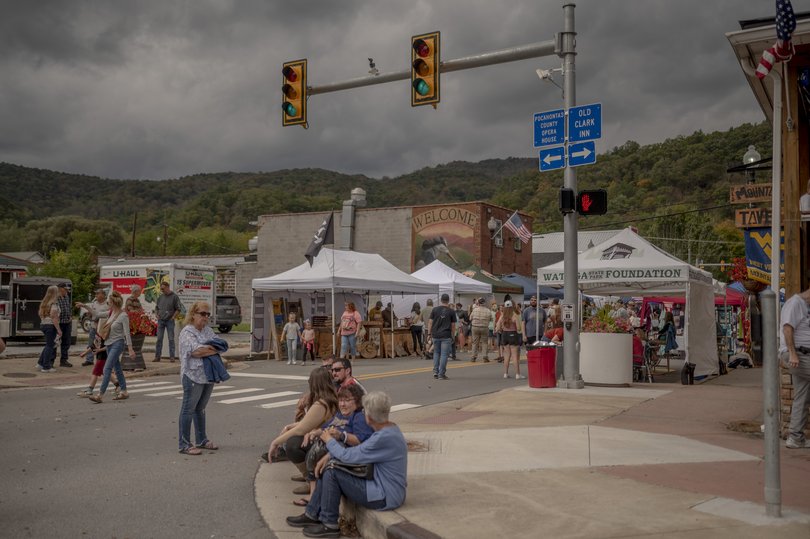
28, 247, 98, 306
24, 216, 126, 255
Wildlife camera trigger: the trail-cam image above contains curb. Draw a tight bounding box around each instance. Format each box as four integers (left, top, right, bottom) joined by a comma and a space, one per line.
356, 506, 441, 539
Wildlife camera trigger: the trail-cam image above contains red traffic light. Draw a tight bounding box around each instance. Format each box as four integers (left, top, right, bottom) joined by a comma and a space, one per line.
413, 39, 430, 58
282, 65, 298, 82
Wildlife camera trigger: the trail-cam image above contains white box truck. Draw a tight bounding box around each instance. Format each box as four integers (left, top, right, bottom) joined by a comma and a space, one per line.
98, 263, 217, 324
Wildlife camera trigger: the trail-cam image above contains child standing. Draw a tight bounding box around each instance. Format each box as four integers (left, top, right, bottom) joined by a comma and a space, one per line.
281, 313, 302, 365
301, 320, 316, 365
76, 334, 114, 397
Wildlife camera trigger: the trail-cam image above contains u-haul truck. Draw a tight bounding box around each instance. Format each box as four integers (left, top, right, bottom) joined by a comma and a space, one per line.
98, 263, 217, 324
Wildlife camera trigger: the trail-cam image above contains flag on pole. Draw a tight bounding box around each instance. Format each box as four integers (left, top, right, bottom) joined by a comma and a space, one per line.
304, 213, 334, 266
503, 211, 532, 244
756, 0, 796, 79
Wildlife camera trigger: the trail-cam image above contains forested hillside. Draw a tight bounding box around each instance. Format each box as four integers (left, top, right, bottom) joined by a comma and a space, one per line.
0, 121, 770, 270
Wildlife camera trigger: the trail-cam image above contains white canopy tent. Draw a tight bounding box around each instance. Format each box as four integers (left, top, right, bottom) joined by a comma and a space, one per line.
382, 260, 493, 318
537, 228, 718, 378
251, 248, 439, 355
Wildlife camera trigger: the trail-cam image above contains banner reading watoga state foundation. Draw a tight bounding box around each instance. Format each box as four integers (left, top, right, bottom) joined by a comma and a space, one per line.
411, 205, 477, 271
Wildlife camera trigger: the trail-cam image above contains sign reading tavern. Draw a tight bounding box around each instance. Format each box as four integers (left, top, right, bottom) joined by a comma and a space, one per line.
735, 208, 772, 228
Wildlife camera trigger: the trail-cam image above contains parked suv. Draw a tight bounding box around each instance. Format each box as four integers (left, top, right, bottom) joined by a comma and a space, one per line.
215, 295, 242, 333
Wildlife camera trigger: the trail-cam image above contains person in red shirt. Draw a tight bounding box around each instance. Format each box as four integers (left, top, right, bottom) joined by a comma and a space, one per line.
339, 302, 363, 360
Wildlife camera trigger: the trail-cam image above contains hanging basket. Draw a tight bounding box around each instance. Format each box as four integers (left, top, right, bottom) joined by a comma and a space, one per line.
742, 279, 766, 294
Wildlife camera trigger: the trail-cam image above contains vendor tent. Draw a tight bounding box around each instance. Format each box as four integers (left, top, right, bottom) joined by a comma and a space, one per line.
251, 249, 440, 354
537, 228, 718, 378
501, 273, 564, 301
383, 260, 492, 318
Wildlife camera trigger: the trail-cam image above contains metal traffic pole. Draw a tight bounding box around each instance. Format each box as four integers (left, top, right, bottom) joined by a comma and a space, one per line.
558, 2, 584, 389
760, 289, 781, 518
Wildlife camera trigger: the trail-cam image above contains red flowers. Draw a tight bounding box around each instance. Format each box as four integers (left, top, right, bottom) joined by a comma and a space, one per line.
727, 257, 748, 282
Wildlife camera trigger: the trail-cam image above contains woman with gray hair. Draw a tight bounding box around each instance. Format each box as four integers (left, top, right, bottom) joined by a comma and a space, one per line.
286, 391, 407, 538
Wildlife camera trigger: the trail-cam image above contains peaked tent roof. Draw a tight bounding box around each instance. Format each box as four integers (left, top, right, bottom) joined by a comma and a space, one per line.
501, 273, 564, 300
461, 266, 524, 296
411, 260, 491, 296
537, 227, 714, 295
252, 248, 439, 295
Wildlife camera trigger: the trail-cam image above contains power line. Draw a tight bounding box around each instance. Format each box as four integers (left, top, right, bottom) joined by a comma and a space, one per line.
643, 235, 743, 245
579, 203, 734, 230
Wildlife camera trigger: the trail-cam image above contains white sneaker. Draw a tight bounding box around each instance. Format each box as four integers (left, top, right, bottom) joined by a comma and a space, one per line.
77, 389, 94, 397
515, 374, 526, 380
287, 360, 292, 365
503, 373, 509, 379
41, 368, 57, 373
292, 361, 298, 365
785, 438, 810, 449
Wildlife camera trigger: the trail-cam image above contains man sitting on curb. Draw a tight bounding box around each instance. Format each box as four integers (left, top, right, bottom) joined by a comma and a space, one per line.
331, 358, 366, 394
286, 391, 407, 538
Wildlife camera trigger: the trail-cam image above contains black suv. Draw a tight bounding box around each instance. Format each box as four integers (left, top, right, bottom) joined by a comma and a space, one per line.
215, 295, 242, 333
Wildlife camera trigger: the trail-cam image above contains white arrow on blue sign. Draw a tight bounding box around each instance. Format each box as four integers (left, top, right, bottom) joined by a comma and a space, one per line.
533, 109, 565, 148
567, 141, 596, 168
568, 103, 601, 143
539, 146, 566, 171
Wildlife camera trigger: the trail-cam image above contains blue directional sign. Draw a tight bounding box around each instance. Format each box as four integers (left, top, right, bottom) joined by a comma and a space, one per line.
568, 103, 601, 143
568, 141, 596, 168
533, 109, 565, 147
539, 146, 566, 171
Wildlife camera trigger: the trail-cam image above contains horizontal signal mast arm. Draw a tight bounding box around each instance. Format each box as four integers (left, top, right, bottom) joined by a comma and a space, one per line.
308, 39, 557, 96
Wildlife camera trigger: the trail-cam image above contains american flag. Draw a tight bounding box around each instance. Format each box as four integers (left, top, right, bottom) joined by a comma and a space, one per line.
504, 211, 532, 244
756, 0, 797, 79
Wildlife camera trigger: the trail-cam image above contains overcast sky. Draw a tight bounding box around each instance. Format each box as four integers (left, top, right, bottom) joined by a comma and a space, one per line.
0, 0, 779, 181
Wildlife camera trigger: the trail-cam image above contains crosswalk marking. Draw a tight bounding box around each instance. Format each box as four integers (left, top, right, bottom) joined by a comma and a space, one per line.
390, 403, 421, 412
146, 385, 235, 397
217, 390, 300, 405
126, 384, 183, 394
54, 380, 172, 391
228, 372, 309, 381
258, 399, 301, 409
209, 388, 263, 397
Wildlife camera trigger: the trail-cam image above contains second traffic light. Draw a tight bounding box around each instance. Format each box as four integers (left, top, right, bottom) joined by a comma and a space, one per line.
411, 31, 440, 107
577, 189, 608, 216
282, 59, 307, 127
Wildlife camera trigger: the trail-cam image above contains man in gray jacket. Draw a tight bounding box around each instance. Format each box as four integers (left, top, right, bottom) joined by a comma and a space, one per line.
153, 281, 181, 362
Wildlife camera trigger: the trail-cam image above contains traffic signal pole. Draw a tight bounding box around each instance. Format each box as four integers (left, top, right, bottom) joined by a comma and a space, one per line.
307, 40, 556, 96
559, 2, 583, 389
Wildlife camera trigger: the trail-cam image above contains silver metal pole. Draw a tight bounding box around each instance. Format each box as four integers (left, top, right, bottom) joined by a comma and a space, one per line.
309, 40, 557, 96
760, 289, 781, 518
558, 2, 583, 389
769, 66, 782, 324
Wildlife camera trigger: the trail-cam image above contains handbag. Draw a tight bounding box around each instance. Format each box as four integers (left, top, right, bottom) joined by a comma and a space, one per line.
97, 313, 118, 340
326, 459, 374, 480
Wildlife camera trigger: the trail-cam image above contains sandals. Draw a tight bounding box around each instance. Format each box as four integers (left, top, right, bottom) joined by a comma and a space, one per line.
179, 447, 203, 456
292, 498, 310, 507
198, 441, 218, 450
113, 392, 129, 400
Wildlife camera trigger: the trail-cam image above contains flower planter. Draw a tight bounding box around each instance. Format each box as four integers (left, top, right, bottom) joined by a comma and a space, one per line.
579, 332, 633, 386
742, 279, 766, 294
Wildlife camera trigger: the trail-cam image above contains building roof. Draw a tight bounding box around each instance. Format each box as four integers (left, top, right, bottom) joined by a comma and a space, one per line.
0, 251, 45, 264
532, 230, 624, 254
97, 255, 249, 268
0, 254, 28, 269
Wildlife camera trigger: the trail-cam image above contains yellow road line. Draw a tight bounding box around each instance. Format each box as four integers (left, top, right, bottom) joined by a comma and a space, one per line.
357, 362, 483, 381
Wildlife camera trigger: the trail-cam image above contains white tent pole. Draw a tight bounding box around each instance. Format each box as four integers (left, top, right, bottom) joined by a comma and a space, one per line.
391, 293, 395, 359
331, 248, 336, 355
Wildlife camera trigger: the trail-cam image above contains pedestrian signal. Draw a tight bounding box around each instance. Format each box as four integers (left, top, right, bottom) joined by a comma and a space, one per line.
576, 189, 607, 216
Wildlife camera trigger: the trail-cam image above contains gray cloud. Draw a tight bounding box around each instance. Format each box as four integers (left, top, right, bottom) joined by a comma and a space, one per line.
0, 0, 772, 180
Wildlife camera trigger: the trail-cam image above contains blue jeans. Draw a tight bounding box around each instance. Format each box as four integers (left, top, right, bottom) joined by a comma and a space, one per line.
286, 338, 298, 362
38, 323, 58, 370
155, 319, 176, 359
99, 340, 127, 395
179, 375, 214, 450
305, 467, 386, 527
432, 337, 452, 377
340, 334, 357, 358
85, 326, 97, 362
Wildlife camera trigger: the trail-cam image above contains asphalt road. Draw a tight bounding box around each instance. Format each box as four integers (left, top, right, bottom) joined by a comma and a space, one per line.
0, 346, 514, 538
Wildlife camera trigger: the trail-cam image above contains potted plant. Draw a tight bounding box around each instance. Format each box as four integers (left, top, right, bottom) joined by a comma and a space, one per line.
579, 305, 634, 386
727, 257, 765, 294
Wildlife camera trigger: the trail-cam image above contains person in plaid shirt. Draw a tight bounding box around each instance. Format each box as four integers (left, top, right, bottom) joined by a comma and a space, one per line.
56, 283, 73, 367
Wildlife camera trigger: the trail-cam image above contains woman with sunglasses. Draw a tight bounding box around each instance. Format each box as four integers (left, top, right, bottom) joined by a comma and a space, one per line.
177, 302, 219, 455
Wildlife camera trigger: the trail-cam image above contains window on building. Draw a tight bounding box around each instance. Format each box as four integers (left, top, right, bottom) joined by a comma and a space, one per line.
513, 237, 522, 252
493, 220, 503, 248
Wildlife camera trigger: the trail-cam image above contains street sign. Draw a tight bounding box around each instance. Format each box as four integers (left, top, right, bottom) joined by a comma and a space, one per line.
533, 109, 565, 147
567, 141, 596, 167
539, 146, 565, 171
735, 208, 772, 228
568, 103, 601, 142
729, 183, 772, 204
562, 303, 574, 323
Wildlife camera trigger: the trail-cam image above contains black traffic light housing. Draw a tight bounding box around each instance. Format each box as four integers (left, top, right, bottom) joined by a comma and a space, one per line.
559, 188, 575, 214
577, 189, 607, 215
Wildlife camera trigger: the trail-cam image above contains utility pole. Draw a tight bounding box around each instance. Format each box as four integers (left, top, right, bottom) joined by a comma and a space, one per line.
559, 2, 584, 389
130, 212, 137, 257
162, 224, 168, 257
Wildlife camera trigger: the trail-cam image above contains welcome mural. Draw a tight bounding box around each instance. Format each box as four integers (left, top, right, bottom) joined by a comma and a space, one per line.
411, 205, 478, 271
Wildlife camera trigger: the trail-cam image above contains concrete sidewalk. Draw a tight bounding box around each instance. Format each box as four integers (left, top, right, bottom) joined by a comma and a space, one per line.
255, 367, 810, 538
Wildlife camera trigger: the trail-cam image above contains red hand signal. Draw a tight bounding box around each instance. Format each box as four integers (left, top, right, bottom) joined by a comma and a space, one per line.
581, 194, 592, 212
